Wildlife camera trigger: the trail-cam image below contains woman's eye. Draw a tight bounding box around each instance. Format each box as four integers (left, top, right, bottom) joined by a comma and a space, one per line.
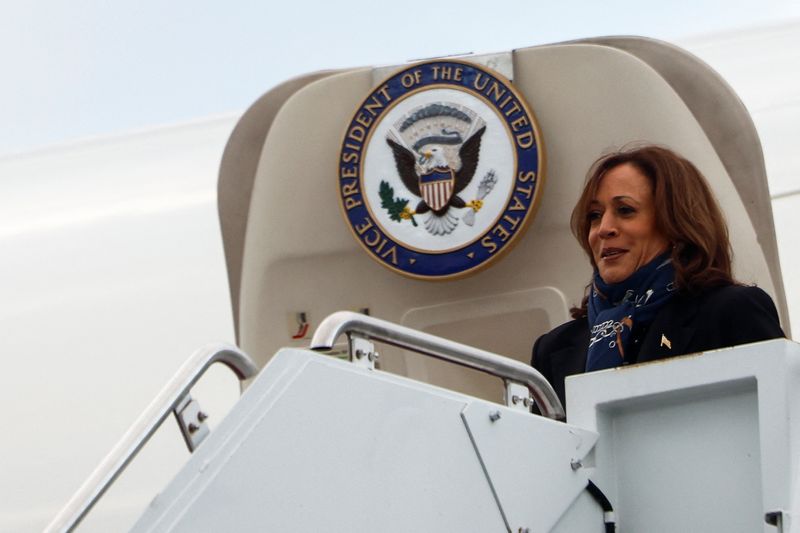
617, 205, 635, 216
587, 211, 602, 223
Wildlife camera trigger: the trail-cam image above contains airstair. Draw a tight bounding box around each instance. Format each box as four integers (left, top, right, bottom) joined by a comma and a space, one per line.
47, 312, 800, 531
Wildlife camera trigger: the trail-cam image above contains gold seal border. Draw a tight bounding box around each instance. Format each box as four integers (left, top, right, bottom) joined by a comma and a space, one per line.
336, 58, 547, 282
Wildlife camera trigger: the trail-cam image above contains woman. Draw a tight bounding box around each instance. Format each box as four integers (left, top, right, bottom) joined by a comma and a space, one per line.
531, 145, 784, 407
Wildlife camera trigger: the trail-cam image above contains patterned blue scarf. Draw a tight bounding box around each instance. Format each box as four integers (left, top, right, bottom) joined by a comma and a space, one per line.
586, 253, 676, 372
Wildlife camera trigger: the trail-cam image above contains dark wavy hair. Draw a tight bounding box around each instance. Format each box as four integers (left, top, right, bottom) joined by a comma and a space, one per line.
570, 145, 735, 318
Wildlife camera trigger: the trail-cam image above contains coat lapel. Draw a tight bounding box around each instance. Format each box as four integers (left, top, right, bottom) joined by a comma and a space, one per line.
638, 293, 701, 363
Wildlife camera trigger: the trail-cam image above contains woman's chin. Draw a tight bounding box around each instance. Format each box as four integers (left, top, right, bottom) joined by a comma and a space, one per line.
598, 266, 633, 284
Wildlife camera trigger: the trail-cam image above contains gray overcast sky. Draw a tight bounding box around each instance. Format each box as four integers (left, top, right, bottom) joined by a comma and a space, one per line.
2, 0, 799, 157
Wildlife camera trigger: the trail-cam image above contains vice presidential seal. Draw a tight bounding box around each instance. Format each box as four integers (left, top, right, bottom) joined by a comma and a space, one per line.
338, 60, 544, 280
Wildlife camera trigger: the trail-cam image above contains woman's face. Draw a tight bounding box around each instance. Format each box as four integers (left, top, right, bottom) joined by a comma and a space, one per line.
587, 163, 669, 284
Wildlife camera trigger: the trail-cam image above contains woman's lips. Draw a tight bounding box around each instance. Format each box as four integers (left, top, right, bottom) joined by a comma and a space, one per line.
601, 248, 627, 260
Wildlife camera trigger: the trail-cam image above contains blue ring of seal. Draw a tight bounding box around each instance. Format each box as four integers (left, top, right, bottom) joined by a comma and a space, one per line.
338, 60, 542, 280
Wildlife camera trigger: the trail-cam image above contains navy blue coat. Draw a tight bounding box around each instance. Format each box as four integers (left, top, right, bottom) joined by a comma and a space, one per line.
531, 285, 785, 408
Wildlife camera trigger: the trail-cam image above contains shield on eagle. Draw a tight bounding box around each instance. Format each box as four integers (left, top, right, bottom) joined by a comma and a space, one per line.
419, 167, 455, 211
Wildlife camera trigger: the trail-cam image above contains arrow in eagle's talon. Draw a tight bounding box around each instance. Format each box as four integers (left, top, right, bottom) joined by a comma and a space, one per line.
467, 200, 484, 212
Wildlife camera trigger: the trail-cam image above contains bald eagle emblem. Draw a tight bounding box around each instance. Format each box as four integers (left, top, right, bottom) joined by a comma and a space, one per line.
384, 102, 490, 235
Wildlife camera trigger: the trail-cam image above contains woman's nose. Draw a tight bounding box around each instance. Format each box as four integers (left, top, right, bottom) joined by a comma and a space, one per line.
598, 213, 618, 238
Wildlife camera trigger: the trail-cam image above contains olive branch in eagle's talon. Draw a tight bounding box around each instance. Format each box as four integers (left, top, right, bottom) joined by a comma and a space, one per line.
379, 180, 418, 226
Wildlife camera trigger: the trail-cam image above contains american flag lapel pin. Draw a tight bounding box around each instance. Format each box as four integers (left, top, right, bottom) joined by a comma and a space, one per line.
660, 334, 672, 350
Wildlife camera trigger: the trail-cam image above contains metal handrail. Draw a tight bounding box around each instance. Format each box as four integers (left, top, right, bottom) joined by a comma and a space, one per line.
45, 343, 258, 533
310, 311, 565, 420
